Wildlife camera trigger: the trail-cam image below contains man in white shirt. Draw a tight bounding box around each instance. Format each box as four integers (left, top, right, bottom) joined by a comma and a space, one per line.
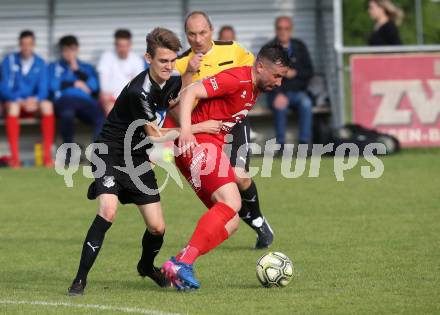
97, 29, 145, 116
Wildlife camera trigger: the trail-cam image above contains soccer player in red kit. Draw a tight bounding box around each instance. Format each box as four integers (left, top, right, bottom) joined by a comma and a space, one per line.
162, 44, 289, 290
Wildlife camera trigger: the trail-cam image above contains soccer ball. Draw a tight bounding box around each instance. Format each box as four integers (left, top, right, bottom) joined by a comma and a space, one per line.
256, 252, 294, 288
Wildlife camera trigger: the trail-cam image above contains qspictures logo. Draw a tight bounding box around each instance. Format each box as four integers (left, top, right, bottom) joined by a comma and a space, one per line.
54, 120, 386, 194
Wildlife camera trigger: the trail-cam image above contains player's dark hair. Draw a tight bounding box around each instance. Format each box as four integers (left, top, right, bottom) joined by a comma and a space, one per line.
59, 35, 79, 48
256, 43, 290, 67
184, 11, 213, 32
146, 27, 182, 58
114, 29, 132, 40
19, 30, 35, 41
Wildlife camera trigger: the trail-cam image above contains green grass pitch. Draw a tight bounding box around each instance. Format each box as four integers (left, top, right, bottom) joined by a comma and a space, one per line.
0, 151, 439, 314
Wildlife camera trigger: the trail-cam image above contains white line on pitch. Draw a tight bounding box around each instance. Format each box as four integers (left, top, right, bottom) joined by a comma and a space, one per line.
0, 299, 184, 315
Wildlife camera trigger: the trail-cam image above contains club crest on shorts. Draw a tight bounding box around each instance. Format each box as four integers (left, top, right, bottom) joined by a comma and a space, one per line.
103, 176, 115, 188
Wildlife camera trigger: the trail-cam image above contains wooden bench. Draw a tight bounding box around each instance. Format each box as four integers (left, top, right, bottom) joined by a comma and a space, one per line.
248, 102, 332, 144
0, 104, 333, 145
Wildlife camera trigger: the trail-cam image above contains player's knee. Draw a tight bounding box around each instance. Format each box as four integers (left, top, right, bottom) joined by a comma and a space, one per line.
6, 102, 20, 116
233, 167, 251, 191
98, 205, 117, 222
300, 94, 313, 110
148, 223, 165, 236
59, 111, 75, 121
236, 176, 251, 191
40, 100, 54, 115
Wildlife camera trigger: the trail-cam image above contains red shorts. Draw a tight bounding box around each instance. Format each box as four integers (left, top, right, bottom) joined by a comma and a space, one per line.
3, 100, 42, 118
162, 114, 178, 128
175, 134, 235, 208
19, 108, 39, 118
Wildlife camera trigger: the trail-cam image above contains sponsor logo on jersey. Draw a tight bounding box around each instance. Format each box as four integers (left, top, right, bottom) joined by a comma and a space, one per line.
102, 176, 115, 188
209, 77, 218, 91
232, 109, 249, 122
241, 90, 247, 99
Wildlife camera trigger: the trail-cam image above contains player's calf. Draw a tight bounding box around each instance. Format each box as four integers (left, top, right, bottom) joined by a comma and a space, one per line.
137, 226, 169, 288
68, 212, 113, 296
5, 102, 21, 167
237, 179, 275, 248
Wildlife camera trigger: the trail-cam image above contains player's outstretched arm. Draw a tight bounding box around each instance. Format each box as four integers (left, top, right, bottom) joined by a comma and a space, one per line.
178, 82, 208, 156
179, 82, 208, 129
144, 122, 179, 143
143, 119, 221, 143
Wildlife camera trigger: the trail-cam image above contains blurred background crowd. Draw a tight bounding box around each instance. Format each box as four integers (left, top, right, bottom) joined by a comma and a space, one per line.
0, 0, 438, 167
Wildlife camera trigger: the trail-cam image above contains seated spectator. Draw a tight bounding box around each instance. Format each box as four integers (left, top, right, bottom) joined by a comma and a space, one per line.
97, 29, 145, 116
49, 35, 103, 145
218, 25, 236, 41
368, 0, 403, 45
0, 30, 54, 168
265, 16, 314, 148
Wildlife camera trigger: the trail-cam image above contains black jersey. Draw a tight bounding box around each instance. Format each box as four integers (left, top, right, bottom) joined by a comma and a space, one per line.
98, 69, 181, 156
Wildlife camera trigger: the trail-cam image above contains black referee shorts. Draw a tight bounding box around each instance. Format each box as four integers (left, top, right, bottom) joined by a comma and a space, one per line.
87, 149, 160, 205
228, 117, 251, 172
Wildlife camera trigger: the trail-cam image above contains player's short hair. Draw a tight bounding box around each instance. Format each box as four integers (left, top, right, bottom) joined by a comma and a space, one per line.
184, 11, 213, 32
59, 35, 79, 48
19, 30, 35, 41
256, 43, 290, 67
114, 29, 132, 40
146, 27, 182, 58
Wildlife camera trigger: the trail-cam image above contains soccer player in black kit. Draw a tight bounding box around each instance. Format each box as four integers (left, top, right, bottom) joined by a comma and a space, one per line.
68, 27, 222, 296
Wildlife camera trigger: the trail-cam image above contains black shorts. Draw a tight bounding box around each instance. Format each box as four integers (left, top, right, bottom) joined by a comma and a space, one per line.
87, 149, 160, 205
228, 117, 251, 171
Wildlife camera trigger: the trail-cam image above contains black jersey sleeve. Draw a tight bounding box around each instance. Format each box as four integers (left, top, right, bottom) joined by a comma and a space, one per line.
157, 74, 182, 111
129, 89, 157, 123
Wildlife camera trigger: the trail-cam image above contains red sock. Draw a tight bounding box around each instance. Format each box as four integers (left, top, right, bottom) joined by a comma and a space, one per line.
6, 116, 20, 162
177, 202, 236, 264
176, 245, 200, 264
41, 114, 55, 163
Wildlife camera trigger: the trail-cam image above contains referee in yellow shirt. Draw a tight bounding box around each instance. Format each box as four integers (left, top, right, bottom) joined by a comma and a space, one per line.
170, 11, 274, 249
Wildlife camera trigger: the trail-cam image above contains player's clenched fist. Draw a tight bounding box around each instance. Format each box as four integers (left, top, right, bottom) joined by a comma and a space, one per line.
186, 53, 203, 74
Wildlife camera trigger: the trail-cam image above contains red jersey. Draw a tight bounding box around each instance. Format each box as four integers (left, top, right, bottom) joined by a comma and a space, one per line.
192, 66, 259, 142
176, 66, 258, 207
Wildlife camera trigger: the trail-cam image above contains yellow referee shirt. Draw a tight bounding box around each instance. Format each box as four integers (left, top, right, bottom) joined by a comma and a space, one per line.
175, 40, 254, 82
